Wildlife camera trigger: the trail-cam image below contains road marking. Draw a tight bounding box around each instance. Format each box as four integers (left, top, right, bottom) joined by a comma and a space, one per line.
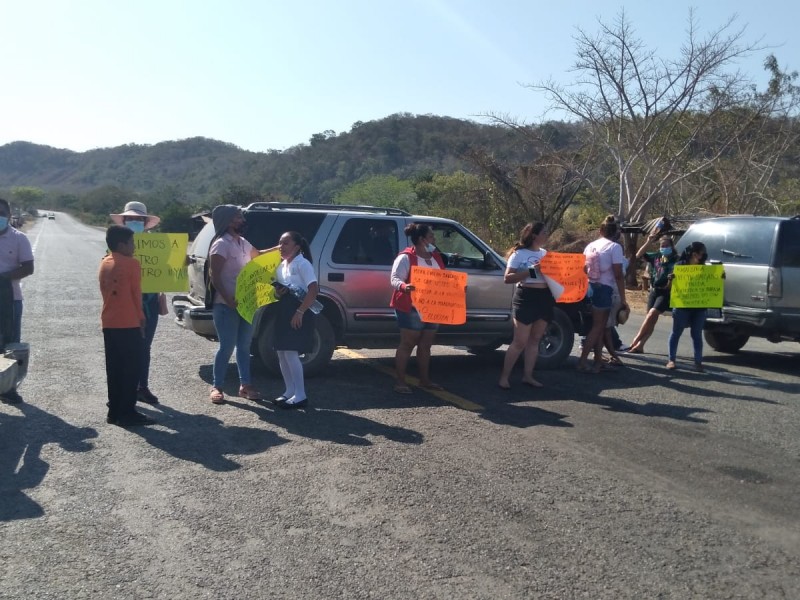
335, 348, 484, 411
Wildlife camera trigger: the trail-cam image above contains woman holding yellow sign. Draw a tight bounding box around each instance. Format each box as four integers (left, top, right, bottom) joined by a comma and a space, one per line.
498, 222, 554, 390
390, 223, 446, 394
208, 205, 274, 405
666, 242, 710, 372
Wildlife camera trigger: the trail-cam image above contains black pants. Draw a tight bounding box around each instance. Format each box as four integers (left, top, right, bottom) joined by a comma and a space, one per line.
103, 328, 143, 420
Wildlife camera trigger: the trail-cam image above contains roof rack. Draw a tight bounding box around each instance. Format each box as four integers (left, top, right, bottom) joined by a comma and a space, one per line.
245, 202, 410, 217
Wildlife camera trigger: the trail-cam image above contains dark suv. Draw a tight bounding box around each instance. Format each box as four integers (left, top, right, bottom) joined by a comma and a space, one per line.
172, 203, 592, 375
676, 215, 800, 352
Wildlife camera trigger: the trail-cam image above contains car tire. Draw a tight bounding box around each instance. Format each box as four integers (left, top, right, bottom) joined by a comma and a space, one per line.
257, 312, 336, 377
704, 329, 749, 353
535, 307, 575, 370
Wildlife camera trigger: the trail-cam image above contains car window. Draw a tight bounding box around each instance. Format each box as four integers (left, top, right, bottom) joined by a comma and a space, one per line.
243, 211, 326, 250
777, 220, 800, 267
331, 218, 398, 265
721, 222, 775, 265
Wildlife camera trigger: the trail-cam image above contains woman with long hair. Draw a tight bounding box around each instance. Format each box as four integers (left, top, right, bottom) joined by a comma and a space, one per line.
666, 242, 709, 372
577, 216, 629, 373
272, 231, 319, 408
626, 232, 678, 354
389, 223, 446, 394
498, 222, 554, 389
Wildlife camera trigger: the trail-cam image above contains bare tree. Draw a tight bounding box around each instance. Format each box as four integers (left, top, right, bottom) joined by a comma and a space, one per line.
465, 119, 600, 234
533, 9, 778, 224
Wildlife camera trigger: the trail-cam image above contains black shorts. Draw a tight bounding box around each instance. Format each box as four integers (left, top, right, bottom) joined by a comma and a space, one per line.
647, 288, 671, 313
273, 294, 315, 353
512, 286, 555, 325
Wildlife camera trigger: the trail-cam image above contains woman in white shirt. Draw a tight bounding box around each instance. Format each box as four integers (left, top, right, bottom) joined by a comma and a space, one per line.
272, 231, 319, 409
578, 216, 629, 373
498, 222, 554, 390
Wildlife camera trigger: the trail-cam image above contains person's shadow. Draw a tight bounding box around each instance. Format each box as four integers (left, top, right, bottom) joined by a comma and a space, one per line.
228, 399, 424, 446
128, 404, 289, 471
0, 403, 97, 522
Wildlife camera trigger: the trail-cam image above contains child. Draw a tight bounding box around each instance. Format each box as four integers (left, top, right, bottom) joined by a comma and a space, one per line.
98, 226, 155, 426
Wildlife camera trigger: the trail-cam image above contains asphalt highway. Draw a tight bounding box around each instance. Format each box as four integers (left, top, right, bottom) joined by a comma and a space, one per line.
1, 213, 798, 599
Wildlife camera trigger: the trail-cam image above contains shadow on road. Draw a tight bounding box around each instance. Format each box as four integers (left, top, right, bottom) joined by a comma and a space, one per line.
0, 403, 97, 522
228, 399, 424, 446
128, 403, 290, 471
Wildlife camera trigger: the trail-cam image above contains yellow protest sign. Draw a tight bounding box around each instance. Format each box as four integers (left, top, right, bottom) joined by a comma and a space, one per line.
235, 250, 282, 323
409, 266, 468, 325
539, 252, 588, 303
669, 264, 724, 308
134, 233, 189, 293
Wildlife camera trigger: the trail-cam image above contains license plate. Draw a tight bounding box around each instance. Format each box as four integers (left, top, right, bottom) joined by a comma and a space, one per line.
706, 308, 722, 319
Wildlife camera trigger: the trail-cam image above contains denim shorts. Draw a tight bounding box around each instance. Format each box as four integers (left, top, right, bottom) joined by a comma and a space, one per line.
589, 282, 614, 310
395, 309, 438, 331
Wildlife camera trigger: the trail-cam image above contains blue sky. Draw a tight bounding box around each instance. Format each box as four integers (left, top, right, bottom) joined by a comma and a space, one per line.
1, 0, 796, 154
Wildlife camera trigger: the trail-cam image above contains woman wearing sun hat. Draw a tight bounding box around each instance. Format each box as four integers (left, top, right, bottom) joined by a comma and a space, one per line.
110, 201, 163, 405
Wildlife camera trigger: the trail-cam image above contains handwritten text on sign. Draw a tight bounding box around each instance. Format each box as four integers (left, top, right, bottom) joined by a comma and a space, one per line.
669, 264, 724, 308
134, 233, 189, 293
410, 266, 468, 325
236, 250, 282, 324
539, 252, 588, 303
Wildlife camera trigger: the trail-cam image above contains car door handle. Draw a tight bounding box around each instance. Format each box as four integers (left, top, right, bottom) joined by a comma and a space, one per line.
328, 273, 344, 282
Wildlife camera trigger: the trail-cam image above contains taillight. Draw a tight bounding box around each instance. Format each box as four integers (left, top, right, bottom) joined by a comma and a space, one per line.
767, 267, 782, 298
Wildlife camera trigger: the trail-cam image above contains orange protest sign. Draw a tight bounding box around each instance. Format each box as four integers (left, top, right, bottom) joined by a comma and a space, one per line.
539, 252, 588, 303
409, 266, 468, 325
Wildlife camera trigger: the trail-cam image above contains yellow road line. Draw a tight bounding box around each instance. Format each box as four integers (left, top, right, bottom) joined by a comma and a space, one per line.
335, 348, 484, 412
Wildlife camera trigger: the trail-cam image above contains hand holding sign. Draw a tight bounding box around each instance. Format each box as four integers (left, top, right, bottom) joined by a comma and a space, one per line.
409, 266, 467, 325
539, 253, 588, 303
235, 250, 282, 323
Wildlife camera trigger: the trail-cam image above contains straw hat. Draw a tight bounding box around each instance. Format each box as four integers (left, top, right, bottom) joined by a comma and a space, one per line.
617, 306, 630, 325
110, 201, 161, 230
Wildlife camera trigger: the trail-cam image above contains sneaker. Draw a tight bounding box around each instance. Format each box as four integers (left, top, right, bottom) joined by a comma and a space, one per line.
693, 362, 705, 373
1, 389, 23, 404
137, 387, 159, 405
115, 412, 156, 427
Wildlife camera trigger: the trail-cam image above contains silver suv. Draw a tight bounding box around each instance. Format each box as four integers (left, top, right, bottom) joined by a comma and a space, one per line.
676, 215, 800, 352
172, 203, 591, 375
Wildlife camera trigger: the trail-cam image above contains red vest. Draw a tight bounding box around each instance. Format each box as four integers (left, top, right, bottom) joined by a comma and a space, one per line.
390, 247, 446, 313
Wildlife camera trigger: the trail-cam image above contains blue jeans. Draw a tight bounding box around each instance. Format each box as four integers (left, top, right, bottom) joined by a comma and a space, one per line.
668, 308, 707, 363
140, 294, 159, 388
10, 299, 22, 343
212, 303, 254, 389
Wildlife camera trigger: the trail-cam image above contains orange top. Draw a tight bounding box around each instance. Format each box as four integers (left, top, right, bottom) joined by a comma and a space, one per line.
98, 252, 145, 329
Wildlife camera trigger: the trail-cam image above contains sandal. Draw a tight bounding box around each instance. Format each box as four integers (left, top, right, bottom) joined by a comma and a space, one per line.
210, 387, 225, 404
420, 382, 444, 391
239, 385, 263, 401
606, 357, 625, 367
393, 384, 413, 394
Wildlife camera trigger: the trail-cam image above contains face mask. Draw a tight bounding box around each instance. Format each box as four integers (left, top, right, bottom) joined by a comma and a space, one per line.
425, 243, 436, 253
659, 247, 672, 256
234, 223, 248, 235
125, 220, 145, 233
0, 217, 8, 230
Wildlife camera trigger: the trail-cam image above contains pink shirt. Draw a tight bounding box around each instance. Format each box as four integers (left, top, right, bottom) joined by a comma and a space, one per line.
209, 233, 253, 305
0, 227, 34, 300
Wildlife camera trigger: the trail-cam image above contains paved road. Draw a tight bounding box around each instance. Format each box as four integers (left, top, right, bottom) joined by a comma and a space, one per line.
1, 214, 799, 599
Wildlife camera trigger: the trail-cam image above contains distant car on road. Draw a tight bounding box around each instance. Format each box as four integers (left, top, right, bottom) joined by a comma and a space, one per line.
47, 213, 55, 220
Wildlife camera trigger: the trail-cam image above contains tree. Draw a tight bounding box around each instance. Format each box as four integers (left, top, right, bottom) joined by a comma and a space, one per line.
533, 9, 777, 224
333, 176, 419, 213
10, 186, 46, 214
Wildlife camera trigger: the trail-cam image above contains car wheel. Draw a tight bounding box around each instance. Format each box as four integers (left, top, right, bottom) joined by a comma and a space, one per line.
536, 307, 575, 370
257, 312, 336, 377
704, 329, 749, 353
